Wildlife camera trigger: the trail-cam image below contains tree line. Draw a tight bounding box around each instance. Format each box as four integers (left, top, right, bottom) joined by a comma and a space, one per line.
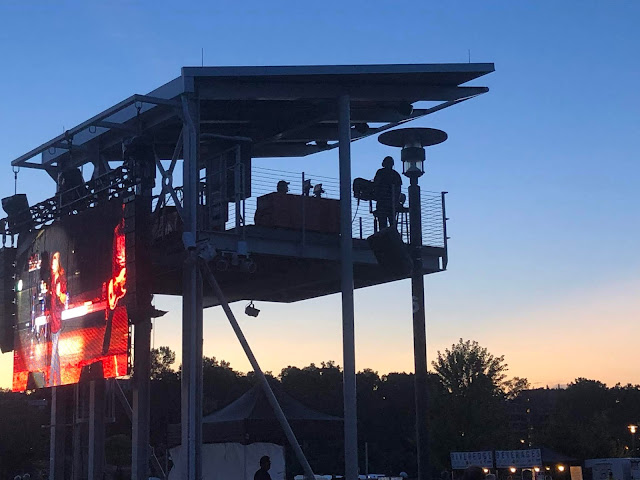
1, 339, 639, 478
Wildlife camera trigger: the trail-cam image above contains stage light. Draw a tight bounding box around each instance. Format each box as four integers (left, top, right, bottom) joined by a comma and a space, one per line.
557, 465, 565, 472
245, 301, 260, 317
510, 468, 517, 473
16, 279, 22, 292
483, 469, 489, 474
534, 468, 540, 473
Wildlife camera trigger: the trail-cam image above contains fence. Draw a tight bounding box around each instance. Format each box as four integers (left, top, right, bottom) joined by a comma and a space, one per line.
153, 166, 446, 248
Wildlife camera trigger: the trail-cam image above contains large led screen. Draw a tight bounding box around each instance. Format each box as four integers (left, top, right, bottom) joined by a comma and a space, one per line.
12, 201, 129, 390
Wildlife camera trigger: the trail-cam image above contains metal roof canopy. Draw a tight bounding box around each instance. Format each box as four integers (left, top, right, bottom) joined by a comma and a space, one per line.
11, 63, 494, 172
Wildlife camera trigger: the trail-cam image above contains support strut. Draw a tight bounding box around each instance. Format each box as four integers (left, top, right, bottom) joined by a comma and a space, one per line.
198, 258, 316, 480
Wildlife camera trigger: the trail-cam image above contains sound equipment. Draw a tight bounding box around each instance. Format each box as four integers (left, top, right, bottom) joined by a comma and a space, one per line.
0, 247, 17, 353
26, 371, 46, 389
123, 196, 153, 324
367, 228, 412, 277
353, 178, 375, 201
1, 194, 33, 234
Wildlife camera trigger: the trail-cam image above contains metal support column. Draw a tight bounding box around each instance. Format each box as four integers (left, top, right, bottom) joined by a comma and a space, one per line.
199, 260, 315, 480
131, 136, 156, 480
409, 178, 429, 480
181, 93, 203, 480
132, 318, 151, 479
88, 379, 106, 480
49, 386, 67, 480
338, 94, 358, 480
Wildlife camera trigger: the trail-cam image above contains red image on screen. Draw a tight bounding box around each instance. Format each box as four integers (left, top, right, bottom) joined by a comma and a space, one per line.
12, 201, 130, 391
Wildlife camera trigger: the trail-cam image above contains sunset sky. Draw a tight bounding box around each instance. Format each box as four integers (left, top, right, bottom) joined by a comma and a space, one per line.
0, 1, 638, 390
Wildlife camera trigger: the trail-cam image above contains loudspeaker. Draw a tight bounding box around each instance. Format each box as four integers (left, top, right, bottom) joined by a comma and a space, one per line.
124, 196, 153, 322
79, 361, 104, 383
1, 194, 32, 234
367, 228, 412, 277
27, 371, 46, 389
0, 248, 17, 353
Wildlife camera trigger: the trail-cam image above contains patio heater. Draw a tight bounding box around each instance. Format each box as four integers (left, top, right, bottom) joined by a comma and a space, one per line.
378, 127, 448, 480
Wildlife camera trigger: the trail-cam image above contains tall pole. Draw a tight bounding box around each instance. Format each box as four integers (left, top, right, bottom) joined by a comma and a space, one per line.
88, 379, 105, 480
181, 93, 203, 480
132, 316, 151, 479
409, 176, 429, 480
132, 141, 154, 480
49, 386, 67, 479
338, 94, 358, 480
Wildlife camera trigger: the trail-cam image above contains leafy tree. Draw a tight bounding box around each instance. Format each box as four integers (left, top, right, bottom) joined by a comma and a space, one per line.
431, 339, 522, 456
504, 376, 531, 400
535, 378, 629, 460
202, 355, 251, 415
432, 338, 508, 396
279, 361, 343, 417
150, 346, 178, 381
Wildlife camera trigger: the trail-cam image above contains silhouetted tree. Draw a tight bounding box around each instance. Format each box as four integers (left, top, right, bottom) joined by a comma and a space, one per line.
432, 339, 509, 396
431, 339, 522, 459
536, 378, 636, 460
150, 346, 178, 381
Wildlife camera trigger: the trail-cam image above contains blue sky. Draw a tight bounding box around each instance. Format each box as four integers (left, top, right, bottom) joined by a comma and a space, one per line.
0, 1, 638, 389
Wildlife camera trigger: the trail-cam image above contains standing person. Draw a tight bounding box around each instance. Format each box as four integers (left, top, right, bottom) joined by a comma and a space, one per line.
49, 251, 67, 386
254, 456, 272, 480
373, 156, 402, 229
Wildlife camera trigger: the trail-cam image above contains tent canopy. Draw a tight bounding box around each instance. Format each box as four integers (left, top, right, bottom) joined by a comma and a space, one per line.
204, 383, 342, 423
168, 384, 341, 446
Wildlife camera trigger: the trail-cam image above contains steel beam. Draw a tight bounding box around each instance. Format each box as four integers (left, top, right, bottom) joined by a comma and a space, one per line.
199, 259, 316, 480
132, 152, 155, 480
88, 379, 106, 480
50, 386, 67, 480
132, 319, 151, 479
181, 93, 203, 480
12, 94, 178, 169
197, 82, 487, 102
409, 179, 429, 480
338, 94, 358, 480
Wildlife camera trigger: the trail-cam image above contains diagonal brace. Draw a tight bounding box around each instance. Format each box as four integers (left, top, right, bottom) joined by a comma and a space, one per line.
198, 257, 316, 480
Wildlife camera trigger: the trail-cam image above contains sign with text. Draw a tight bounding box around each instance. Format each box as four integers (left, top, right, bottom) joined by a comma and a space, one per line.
495, 449, 542, 468
451, 451, 494, 469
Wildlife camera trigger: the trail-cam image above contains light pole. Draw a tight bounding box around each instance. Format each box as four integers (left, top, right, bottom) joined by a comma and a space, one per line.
629, 424, 638, 455
378, 127, 448, 480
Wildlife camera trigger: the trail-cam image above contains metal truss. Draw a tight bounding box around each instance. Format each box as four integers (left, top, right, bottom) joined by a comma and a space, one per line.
2, 166, 136, 235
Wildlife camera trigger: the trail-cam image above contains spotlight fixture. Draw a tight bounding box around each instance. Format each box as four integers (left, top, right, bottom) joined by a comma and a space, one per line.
245, 301, 260, 317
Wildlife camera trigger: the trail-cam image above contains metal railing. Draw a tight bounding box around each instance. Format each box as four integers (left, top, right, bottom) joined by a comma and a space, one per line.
230, 166, 446, 248
152, 166, 447, 248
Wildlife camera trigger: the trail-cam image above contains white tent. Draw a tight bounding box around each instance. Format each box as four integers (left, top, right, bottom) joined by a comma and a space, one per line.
169, 442, 285, 480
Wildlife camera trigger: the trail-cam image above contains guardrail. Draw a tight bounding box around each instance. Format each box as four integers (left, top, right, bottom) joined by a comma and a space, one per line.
153, 166, 447, 249
231, 166, 446, 248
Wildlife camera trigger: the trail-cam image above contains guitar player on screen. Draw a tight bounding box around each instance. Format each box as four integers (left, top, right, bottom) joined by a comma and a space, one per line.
102, 214, 127, 355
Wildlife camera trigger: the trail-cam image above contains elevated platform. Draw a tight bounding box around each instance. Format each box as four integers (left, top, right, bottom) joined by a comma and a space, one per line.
152, 224, 445, 305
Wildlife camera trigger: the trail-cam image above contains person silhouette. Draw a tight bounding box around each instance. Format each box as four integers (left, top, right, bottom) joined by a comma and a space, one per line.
254, 455, 272, 480
49, 251, 67, 386
373, 156, 402, 229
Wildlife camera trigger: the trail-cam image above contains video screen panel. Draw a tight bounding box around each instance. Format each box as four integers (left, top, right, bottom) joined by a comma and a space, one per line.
12, 200, 129, 391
